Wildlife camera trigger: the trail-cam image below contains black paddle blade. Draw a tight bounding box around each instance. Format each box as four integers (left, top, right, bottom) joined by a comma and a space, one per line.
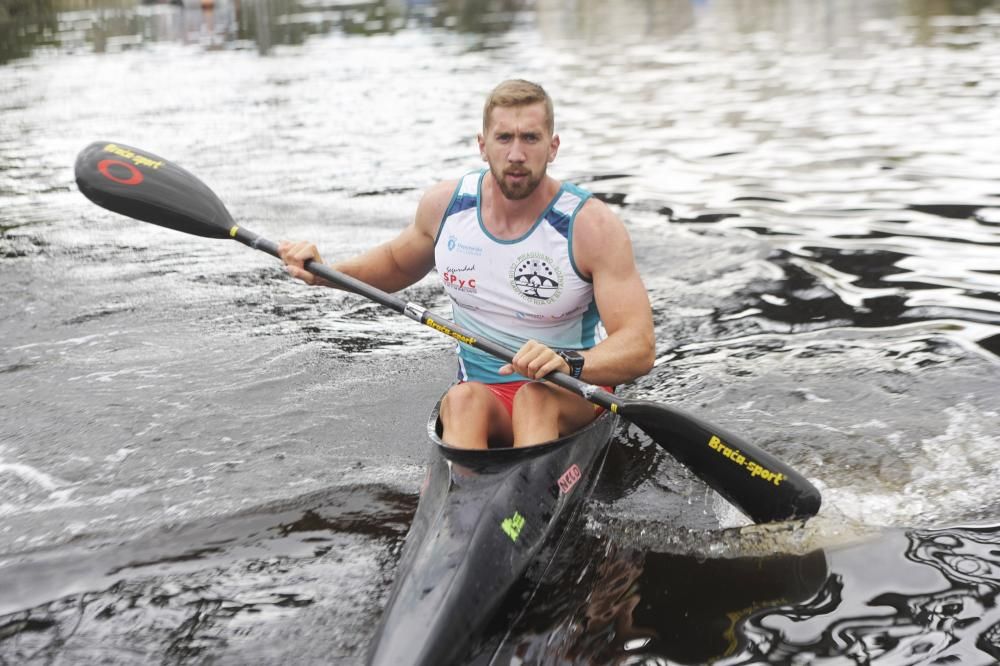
620, 400, 821, 523
74, 141, 234, 238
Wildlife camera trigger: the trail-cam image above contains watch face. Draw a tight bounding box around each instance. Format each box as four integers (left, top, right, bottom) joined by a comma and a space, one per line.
559, 350, 584, 377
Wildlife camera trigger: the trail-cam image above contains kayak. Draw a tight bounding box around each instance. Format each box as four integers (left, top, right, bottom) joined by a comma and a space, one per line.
367, 398, 620, 666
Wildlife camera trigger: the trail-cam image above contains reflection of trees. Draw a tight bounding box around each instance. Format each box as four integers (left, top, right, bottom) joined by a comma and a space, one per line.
0, 0, 532, 63
535, 0, 695, 43
496, 541, 656, 665
436, 0, 522, 33
558, 546, 654, 664
732, 525, 1000, 664
905, 0, 997, 44
534, 0, 998, 47
340, 0, 405, 37
497, 539, 829, 664
631, 546, 829, 663
9, 0, 997, 65
0, 0, 57, 64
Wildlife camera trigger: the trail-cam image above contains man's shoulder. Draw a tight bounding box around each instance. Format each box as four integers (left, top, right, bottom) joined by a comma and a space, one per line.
574, 195, 623, 234
418, 179, 462, 214
414, 178, 465, 237
426, 177, 468, 205
571, 196, 631, 270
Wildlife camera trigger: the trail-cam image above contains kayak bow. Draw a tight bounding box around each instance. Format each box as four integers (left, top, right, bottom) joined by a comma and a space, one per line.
367, 401, 620, 666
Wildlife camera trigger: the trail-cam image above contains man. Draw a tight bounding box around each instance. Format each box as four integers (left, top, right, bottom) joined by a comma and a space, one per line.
279, 79, 654, 449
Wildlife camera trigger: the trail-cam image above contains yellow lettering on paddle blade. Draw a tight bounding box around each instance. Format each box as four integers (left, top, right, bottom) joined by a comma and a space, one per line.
101, 144, 163, 170
706, 434, 784, 487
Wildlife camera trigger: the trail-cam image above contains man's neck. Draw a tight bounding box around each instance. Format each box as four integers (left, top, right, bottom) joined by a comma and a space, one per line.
482, 174, 561, 239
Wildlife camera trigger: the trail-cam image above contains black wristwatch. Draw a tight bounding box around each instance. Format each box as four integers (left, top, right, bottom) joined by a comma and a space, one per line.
557, 349, 585, 379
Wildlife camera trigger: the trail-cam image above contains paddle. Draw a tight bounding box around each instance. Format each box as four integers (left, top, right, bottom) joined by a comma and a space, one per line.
74, 141, 821, 524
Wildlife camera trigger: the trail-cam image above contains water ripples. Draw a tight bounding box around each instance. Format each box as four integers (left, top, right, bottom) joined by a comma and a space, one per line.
3, 0, 1000, 662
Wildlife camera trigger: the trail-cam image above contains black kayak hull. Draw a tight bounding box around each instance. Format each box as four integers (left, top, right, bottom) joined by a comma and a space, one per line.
367, 402, 619, 666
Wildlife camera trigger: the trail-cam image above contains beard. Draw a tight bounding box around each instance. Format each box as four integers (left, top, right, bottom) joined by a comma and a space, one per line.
490, 163, 545, 201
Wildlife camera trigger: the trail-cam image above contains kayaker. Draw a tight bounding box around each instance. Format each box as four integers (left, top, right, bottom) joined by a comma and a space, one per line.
279, 79, 655, 448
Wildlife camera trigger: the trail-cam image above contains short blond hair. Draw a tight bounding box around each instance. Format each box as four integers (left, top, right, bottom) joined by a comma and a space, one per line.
482, 79, 554, 135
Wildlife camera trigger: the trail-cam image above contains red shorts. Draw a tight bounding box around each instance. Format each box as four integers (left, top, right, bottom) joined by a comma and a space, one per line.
481, 381, 612, 417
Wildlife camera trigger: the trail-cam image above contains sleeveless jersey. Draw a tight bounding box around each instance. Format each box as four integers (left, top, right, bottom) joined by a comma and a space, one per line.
433, 169, 606, 383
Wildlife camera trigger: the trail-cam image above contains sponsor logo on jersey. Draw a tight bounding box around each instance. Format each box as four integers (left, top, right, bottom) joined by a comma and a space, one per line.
442, 268, 478, 293
446, 235, 483, 256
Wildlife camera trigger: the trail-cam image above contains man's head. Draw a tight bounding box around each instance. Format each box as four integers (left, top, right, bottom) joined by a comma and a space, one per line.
479, 80, 560, 201
482, 79, 554, 136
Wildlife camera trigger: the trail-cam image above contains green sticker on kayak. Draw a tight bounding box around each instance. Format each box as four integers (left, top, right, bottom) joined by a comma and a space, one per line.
501, 511, 525, 542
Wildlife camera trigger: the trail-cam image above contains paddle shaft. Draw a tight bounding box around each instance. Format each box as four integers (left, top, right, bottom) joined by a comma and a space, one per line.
232, 226, 617, 410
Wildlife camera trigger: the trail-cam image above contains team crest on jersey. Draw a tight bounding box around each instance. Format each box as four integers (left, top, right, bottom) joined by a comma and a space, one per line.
509, 252, 563, 304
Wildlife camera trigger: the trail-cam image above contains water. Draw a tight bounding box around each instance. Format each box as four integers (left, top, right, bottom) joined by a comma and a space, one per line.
2, 0, 1000, 662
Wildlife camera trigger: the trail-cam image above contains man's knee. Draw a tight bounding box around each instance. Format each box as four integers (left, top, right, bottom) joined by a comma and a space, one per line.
512, 382, 595, 438
440, 383, 512, 448
511, 382, 558, 415
441, 382, 493, 418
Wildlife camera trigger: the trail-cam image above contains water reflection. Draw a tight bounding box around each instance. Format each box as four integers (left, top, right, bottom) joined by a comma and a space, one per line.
3, 0, 1000, 662
4, 0, 1000, 64
7, 513, 1000, 663
0, 485, 416, 663
0, 0, 531, 63
489, 524, 1000, 664
728, 524, 1000, 665
491, 536, 829, 664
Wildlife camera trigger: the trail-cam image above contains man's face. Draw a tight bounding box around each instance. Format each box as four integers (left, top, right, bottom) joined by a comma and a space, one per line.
478, 103, 559, 201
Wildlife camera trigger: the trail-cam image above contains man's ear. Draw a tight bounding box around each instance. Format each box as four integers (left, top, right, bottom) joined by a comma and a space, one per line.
477, 133, 487, 161
549, 134, 560, 162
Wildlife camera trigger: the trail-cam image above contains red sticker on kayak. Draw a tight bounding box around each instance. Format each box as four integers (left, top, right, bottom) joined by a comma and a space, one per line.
557, 464, 582, 495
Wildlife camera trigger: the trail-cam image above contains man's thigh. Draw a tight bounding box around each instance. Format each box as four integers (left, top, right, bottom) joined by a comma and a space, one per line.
513, 382, 602, 437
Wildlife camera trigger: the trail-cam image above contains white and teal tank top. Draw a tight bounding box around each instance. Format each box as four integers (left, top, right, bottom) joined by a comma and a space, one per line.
433, 169, 606, 383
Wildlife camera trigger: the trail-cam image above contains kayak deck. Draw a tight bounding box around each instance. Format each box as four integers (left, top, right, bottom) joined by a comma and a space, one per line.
368, 401, 620, 666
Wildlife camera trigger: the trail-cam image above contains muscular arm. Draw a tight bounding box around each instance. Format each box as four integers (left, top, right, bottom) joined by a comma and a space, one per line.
571, 200, 655, 385
502, 199, 655, 386
279, 180, 455, 293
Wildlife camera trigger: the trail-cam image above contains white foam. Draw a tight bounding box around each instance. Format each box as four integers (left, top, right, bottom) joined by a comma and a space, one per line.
0, 462, 67, 492
104, 447, 136, 464
829, 400, 1000, 526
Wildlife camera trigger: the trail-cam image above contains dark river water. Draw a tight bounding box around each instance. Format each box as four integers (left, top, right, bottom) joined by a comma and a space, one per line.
3, 0, 1000, 663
